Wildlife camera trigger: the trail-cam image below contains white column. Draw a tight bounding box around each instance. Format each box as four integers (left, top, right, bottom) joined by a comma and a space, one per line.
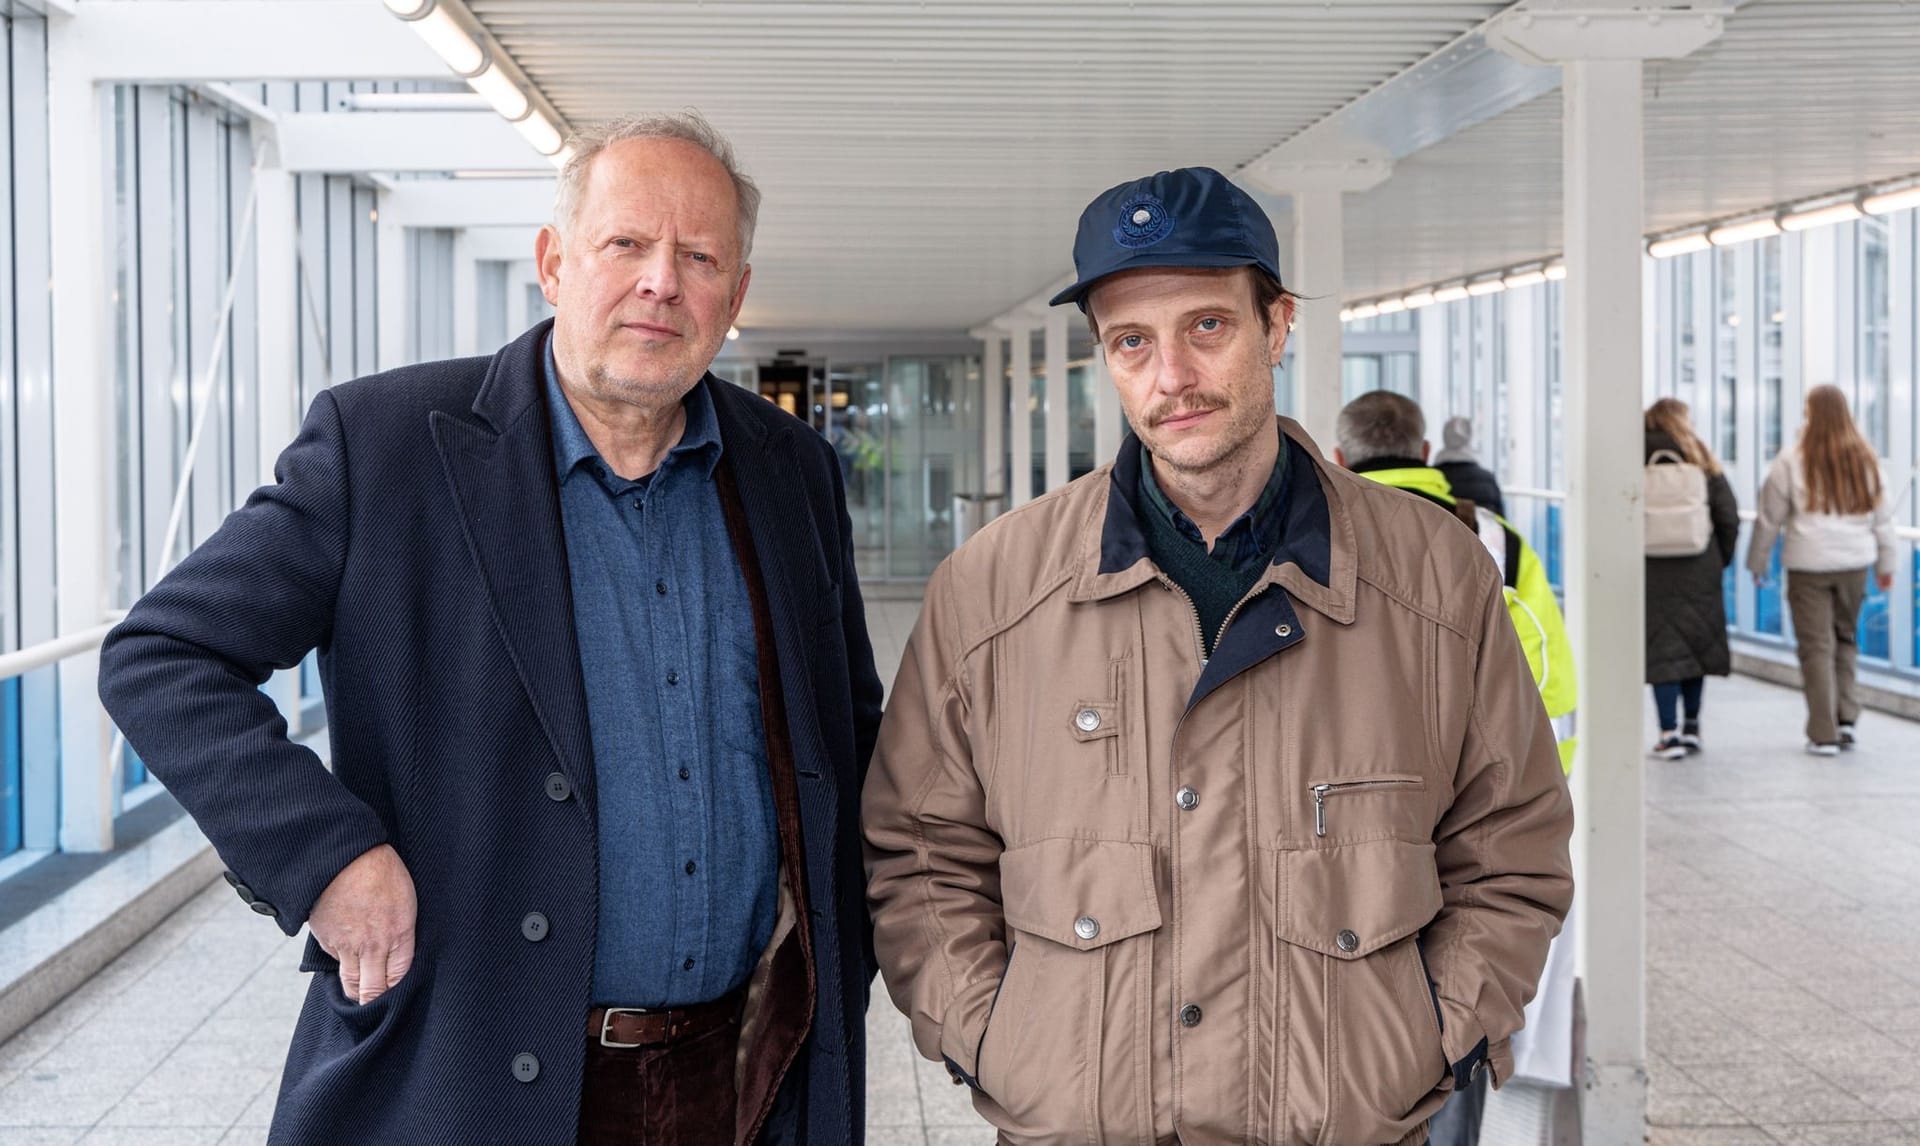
979, 330, 1006, 505
1007, 322, 1034, 506
451, 229, 478, 357
1561, 56, 1651, 1140
1291, 188, 1346, 450
506, 258, 534, 337
376, 195, 407, 369
1092, 351, 1123, 465
46, 47, 113, 851
1043, 307, 1070, 493
254, 158, 304, 737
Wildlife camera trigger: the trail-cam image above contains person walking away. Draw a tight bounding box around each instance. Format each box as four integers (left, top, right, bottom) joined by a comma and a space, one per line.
1432, 414, 1507, 518
1747, 384, 1896, 756
1644, 398, 1740, 759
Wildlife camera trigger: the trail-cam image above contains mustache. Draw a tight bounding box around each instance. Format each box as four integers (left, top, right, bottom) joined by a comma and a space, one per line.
1145, 395, 1229, 426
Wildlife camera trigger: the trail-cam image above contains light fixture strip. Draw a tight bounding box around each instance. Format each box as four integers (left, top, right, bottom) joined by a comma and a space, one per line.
384, 0, 572, 160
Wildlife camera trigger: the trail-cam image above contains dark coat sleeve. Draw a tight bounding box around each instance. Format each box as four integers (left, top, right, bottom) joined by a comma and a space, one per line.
1708, 471, 1740, 569
97, 390, 388, 936
828, 452, 885, 983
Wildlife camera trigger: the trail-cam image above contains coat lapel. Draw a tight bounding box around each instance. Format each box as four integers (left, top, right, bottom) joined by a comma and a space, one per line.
430, 322, 597, 809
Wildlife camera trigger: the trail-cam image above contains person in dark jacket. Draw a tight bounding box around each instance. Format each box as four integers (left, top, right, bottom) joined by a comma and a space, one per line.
1433, 414, 1507, 518
97, 112, 883, 1145
1645, 398, 1740, 760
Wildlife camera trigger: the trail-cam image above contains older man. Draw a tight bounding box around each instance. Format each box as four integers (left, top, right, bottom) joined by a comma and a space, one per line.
99, 112, 882, 1145
865, 168, 1573, 1145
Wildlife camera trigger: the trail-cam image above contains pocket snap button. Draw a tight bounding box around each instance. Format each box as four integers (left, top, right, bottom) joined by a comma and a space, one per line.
1336, 929, 1360, 953
1175, 786, 1200, 811
1074, 708, 1102, 733
1180, 1004, 1203, 1027
1275, 623, 1293, 638
1074, 916, 1101, 940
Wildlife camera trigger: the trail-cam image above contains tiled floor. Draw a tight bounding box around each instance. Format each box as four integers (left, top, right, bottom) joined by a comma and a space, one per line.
2, 592, 1916, 1143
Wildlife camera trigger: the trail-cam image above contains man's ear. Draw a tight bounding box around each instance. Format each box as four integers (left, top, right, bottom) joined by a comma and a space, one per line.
1267, 293, 1296, 363
534, 225, 563, 305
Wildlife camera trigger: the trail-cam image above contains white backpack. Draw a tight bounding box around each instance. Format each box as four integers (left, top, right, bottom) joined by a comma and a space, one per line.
1644, 449, 1712, 557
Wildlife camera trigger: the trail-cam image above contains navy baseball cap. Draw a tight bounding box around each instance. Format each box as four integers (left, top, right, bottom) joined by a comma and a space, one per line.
1049, 166, 1283, 310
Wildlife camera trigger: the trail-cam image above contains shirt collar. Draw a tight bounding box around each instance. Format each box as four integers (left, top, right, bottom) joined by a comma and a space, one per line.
1137, 431, 1291, 571
543, 334, 724, 483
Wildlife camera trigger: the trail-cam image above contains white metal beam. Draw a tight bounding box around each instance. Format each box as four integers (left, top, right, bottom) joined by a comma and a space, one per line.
464, 227, 543, 264
452, 230, 479, 358
1291, 189, 1348, 452
978, 330, 1006, 506
57, 2, 443, 83
380, 179, 556, 229
1043, 307, 1070, 494
276, 112, 550, 175
1007, 322, 1035, 507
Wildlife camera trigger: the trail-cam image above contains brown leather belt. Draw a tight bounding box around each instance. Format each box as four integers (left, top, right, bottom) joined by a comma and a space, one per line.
587, 989, 743, 1050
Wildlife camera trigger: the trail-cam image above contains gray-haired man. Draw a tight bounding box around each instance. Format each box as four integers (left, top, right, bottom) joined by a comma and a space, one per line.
99, 112, 882, 1145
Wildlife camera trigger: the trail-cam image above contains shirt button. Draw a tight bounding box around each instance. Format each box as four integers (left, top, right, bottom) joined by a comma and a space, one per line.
632, 499, 643, 511
685, 860, 697, 875
521, 912, 549, 942
511, 1052, 540, 1083
544, 772, 572, 802
1074, 708, 1102, 733
683, 957, 696, 971
1175, 786, 1200, 811
1180, 1004, 1203, 1028
1073, 916, 1100, 941
656, 580, 668, 595
1336, 929, 1360, 953
666, 670, 679, 686
678, 767, 691, 781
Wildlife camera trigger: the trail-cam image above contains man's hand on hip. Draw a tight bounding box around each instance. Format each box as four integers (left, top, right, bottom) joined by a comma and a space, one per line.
309, 844, 417, 1004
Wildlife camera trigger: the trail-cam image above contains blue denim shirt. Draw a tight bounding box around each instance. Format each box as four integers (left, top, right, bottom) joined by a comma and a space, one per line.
544, 342, 778, 1007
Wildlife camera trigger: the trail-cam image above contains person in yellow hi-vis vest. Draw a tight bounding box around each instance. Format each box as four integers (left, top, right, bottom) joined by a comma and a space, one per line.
1334, 392, 1577, 771
1336, 391, 1580, 1146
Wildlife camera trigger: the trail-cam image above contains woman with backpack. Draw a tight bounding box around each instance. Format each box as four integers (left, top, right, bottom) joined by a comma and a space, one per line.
1748, 385, 1896, 756
1644, 399, 1740, 760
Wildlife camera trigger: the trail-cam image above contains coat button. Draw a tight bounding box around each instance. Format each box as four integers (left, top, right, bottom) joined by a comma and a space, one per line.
511, 1052, 539, 1082
1180, 1004, 1203, 1027
1074, 708, 1102, 733
249, 900, 279, 918
1275, 623, 1293, 638
521, 912, 549, 942
1073, 916, 1101, 941
1175, 786, 1200, 811
544, 772, 572, 801
1336, 929, 1360, 953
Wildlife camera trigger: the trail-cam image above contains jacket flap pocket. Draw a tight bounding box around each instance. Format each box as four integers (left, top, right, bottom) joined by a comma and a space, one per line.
1001, 838, 1161, 949
1275, 838, 1443, 960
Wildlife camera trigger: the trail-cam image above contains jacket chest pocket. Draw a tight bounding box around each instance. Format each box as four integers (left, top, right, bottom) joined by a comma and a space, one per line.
1066, 656, 1134, 777
1306, 772, 1428, 842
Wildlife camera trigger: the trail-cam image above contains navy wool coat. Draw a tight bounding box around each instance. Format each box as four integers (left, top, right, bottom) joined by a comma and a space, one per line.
98, 320, 884, 1144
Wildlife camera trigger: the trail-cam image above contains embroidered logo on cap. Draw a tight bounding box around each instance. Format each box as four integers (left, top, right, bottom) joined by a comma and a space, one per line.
1113, 194, 1174, 249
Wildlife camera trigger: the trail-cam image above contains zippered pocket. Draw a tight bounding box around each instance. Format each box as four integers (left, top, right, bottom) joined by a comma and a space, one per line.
1308, 773, 1425, 837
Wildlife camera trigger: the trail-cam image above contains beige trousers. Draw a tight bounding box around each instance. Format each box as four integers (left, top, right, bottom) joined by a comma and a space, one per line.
1785, 568, 1869, 745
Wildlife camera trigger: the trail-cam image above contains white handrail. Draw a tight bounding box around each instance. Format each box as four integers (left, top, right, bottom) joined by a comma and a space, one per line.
1504, 487, 1568, 503
0, 617, 127, 682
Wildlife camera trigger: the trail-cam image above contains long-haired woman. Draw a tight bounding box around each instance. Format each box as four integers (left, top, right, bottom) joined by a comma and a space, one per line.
1644, 399, 1739, 759
1748, 385, 1896, 755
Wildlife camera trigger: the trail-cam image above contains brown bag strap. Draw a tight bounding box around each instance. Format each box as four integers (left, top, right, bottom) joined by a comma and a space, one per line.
1452, 496, 1479, 532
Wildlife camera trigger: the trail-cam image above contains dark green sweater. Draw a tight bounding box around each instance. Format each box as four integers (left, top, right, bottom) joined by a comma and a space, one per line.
1138, 437, 1289, 658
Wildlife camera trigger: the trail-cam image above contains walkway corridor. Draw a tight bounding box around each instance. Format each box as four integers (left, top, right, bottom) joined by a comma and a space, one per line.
0, 593, 1916, 1144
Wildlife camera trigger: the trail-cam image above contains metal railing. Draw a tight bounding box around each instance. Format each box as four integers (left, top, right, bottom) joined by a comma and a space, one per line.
0, 616, 126, 682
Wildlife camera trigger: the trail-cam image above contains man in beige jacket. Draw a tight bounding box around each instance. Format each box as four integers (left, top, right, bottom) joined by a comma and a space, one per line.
864, 167, 1574, 1146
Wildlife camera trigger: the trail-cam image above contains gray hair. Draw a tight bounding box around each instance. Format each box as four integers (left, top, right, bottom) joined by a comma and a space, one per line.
1336, 390, 1427, 467
553, 111, 761, 263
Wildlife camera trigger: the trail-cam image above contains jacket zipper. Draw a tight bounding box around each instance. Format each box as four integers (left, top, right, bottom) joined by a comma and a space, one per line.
1155, 575, 1273, 668
1308, 774, 1424, 837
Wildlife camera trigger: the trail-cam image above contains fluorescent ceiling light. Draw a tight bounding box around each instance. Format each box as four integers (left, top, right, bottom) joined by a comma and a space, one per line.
467, 62, 530, 122
1648, 233, 1711, 259
552, 144, 576, 170
408, 5, 486, 77
382, 0, 434, 15
727, 326, 741, 341
515, 109, 565, 156
1503, 269, 1548, 290
1708, 218, 1781, 246
1402, 290, 1437, 309
1544, 263, 1567, 281
1350, 303, 1380, 320
346, 92, 490, 111
1433, 285, 1470, 304
1781, 201, 1862, 231
1863, 185, 1920, 216
1338, 308, 1355, 323
1375, 298, 1407, 315
1467, 279, 1507, 297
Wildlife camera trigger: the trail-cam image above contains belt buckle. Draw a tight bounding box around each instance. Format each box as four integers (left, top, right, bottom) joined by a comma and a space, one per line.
599, 1007, 654, 1049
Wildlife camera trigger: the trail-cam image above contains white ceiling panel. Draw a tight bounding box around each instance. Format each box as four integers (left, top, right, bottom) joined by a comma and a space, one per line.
464, 0, 1509, 330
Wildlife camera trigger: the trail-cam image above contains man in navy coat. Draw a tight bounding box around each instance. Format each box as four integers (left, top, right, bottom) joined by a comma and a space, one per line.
98, 111, 882, 1145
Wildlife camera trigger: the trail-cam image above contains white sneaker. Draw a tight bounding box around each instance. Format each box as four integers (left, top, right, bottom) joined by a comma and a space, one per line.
1806, 741, 1840, 757
1838, 724, 1857, 750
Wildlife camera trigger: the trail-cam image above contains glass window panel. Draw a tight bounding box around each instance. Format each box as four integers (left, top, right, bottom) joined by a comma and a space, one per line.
1675, 255, 1697, 407
1857, 215, 1890, 455
1715, 247, 1738, 462
1759, 236, 1784, 462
